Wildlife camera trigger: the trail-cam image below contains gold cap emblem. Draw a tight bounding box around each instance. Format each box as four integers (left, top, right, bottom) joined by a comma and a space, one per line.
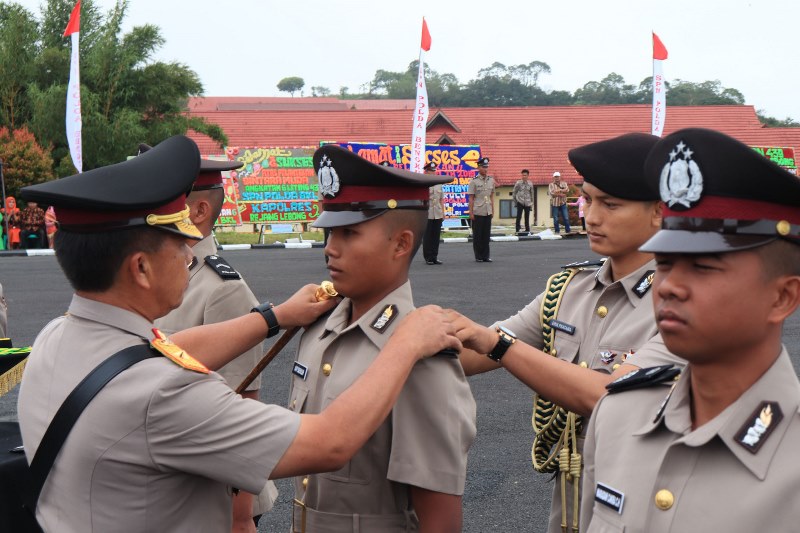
776, 220, 791, 236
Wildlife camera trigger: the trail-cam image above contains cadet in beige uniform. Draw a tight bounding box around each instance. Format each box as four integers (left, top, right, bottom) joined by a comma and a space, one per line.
152, 154, 274, 530
582, 128, 800, 532
422, 161, 446, 265
290, 145, 476, 532
453, 133, 682, 533
16, 136, 462, 532
468, 156, 495, 262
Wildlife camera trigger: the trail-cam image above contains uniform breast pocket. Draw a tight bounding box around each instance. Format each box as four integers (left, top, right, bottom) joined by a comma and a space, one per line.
320, 395, 373, 485
289, 386, 308, 413
552, 335, 581, 365
589, 345, 631, 374
586, 507, 626, 532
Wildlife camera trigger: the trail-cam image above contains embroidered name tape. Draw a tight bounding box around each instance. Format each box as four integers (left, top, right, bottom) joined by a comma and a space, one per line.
595, 483, 624, 514
548, 319, 576, 335
292, 362, 309, 381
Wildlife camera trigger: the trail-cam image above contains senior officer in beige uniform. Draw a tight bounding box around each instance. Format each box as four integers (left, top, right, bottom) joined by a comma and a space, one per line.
16, 136, 462, 532
468, 156, 495, 262
453, 133, 681, 533
581, 128, 800, 532
422, 161, 446, 265
289, 145, 476, 532
152, 152, 275, 530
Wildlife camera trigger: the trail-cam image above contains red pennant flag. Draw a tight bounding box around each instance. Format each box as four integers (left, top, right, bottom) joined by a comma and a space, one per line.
63, 0, 81, 36
420, 18, 431, 51
652, 32, 668, 60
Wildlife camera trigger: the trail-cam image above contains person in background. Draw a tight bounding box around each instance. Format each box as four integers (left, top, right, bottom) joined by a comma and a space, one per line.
44, 206, 57, 249
19, 200, 45, 249
422, 161, 446, 265
569, 190, 587, 231
468, 156, 495, 262
0, 282, 7, 338
581, 127, 800, 532
513, 169, 534, 235
2, 196, 21, 249
549, 171, 571, 234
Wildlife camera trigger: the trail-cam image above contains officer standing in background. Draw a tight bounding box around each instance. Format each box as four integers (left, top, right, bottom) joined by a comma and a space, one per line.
422, 161, 445, 265
468, 156, 495, 262
16, 136, 461, 532
513, 169, 534, 234
453, 133, 681, 533
152, 151, 274, 532
582, 128, 800, 532
290, 145, 476, 532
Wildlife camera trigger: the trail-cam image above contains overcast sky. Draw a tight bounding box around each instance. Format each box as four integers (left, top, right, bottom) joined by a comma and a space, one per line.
15, 0, 800, 120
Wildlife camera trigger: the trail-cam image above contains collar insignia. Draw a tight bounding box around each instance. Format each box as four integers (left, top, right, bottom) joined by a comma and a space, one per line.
371, 304, 398, 333
633, 270, 656, 298
653, 381, 678, 423
735, 401, 784, 454
659, 140, 704, 211
318, 154, 340, 199
150, 328, 209, 374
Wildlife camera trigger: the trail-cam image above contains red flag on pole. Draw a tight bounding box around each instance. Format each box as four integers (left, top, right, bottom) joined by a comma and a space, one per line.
420, 18, 432, 52
652, 32, 668, 60
64, 0, 81, 36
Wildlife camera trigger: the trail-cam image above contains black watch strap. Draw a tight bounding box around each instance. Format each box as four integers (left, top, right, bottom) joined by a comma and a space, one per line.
251, 302, 280, 338
488, 327, 515, 362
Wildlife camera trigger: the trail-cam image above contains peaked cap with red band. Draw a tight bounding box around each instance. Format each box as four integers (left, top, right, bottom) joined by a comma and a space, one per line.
21, 135, 202, 239
138, 143, 243, 190
640, 128, 800, 253
313, 145, 451, 228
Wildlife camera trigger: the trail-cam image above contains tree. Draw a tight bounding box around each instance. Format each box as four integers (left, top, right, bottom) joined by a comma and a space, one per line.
277, 76, 305, 97
311, 86, 330, 97
666, 79, 745, 106
756, 111, 800, 128
0, 126, 54, 200
573, 73, 638, 105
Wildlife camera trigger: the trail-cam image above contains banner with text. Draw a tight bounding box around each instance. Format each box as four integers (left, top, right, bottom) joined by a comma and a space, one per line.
334, 142, 481, 219
752, 146, 797, 175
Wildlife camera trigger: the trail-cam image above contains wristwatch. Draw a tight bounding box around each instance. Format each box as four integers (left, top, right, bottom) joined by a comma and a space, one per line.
488, 326, 517, 362
250, 302, 280, 338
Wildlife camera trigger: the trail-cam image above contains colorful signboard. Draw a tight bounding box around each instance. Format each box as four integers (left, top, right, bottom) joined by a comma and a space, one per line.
751, 146, 797, 175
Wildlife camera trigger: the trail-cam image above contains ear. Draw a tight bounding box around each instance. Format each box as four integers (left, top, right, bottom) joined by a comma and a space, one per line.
650, 201, 664, 229
767, 274, 800, 324
392, 228, 414, 260
125, 251, 155, 291
191, 198, 211, 226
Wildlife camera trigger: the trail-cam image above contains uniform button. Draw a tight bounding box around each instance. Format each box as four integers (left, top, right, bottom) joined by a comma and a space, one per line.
596, 306, 608, 318
291, 399, 296, 409
654, 489, 674, 510
579, 361, 588, 368
302, 477, 309, 489
322, 363, 332, 376
550, 348, 557, 356
612, 364, 621, 371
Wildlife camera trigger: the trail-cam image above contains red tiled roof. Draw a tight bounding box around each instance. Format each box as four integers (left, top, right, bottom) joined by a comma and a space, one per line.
185, 102, 800, 186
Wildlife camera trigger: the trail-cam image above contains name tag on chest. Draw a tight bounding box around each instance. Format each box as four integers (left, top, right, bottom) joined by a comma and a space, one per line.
595, 483, 624, 514
549, 319, 576, 335
292, 362, 309, 381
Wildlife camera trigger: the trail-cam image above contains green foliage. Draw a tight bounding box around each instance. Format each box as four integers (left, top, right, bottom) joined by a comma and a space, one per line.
277, 76, 305, 96
311, 86, 330, 97
0, 0, 226, 175
0, 126, 55, 199
756, 111, 800, 128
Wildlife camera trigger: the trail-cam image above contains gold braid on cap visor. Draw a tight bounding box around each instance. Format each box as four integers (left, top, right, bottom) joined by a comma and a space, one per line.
146, 205, 191, 227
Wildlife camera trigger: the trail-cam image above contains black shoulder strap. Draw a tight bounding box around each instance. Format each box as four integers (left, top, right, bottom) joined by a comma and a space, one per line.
24, 344, 161, 512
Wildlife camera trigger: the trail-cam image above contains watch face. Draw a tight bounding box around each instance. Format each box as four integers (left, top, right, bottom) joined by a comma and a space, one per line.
498, 326, 517, 338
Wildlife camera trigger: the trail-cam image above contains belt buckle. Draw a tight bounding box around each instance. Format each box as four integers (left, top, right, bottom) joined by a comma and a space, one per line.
292, 498, 307, 533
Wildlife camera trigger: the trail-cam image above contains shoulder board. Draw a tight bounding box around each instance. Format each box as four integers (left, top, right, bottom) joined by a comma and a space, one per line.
150, 328, 209, 374
204, 255, 241, 280
605, 364, 680, 394
562, 258, 606, 269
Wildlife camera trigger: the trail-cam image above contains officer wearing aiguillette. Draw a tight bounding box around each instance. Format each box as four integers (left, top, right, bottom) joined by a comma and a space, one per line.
581, 128, 800, 532
151, 149, 276, 531
468, 156, 495, 262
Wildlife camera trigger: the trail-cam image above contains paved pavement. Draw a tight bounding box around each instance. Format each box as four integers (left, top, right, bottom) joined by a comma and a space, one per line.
1, 238, 798, 532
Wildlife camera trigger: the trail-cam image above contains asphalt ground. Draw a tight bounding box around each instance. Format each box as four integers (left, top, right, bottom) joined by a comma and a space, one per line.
1, 238, 799, 532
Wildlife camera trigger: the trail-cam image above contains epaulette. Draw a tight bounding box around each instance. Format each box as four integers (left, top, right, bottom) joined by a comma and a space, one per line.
204, 255, 241, 280
561, 258, 606, 269
605, 364, 680, 394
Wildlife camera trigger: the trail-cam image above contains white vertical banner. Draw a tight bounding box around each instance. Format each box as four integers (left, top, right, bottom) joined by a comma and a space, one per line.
651, 32, 668, 138
64, 1, 83, 172
410, 18, 431, 173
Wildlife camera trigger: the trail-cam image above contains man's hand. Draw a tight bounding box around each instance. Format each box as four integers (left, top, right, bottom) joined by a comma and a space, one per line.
388, 305, 462, 362
273, 284, 340, 329
446, 310, 497, 355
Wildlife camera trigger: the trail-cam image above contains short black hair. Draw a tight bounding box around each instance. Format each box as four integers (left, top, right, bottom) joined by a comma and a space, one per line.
755, 239, 800, 278
54, 227, 166, 292
382, 209, 427, 262
521, 169, 529, 174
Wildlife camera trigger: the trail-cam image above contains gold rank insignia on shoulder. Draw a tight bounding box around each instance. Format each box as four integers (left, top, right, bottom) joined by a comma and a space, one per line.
734, 401, 783, 454
150, 328, 209, 374
371, 304, 398, 333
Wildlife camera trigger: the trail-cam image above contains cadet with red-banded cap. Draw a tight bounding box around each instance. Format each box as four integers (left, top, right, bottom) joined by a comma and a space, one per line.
289, 145, 476, 532
16, 136, 461, 532
422, 161, 446, 265
453, 133, 681, 533
581, 128, 800, 532
468, 156, 495, 262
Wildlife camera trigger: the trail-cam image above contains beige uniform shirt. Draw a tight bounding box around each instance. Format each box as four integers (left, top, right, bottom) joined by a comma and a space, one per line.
495, 259, 682, 533
428, 184, 444, 219
0, 282, 6, 338
289, 281, 476, 532
18, 295, 300, 533
512, 180, 534, 206
156, 235, 262, 392
582, 348, 800, 532
468, 175, 495, 216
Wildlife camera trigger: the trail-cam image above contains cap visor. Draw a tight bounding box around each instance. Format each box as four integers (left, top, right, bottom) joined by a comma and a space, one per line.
640, 229, 776, 254
155, 221, 203, 240
312, 209, 387, 228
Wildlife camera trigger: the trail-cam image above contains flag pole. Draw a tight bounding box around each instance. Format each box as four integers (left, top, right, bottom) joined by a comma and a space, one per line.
0, 160, 9, 249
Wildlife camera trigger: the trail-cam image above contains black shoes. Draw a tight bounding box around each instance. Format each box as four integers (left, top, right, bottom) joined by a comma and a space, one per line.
426, 259, 443, 265
475, 258, 492, 263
